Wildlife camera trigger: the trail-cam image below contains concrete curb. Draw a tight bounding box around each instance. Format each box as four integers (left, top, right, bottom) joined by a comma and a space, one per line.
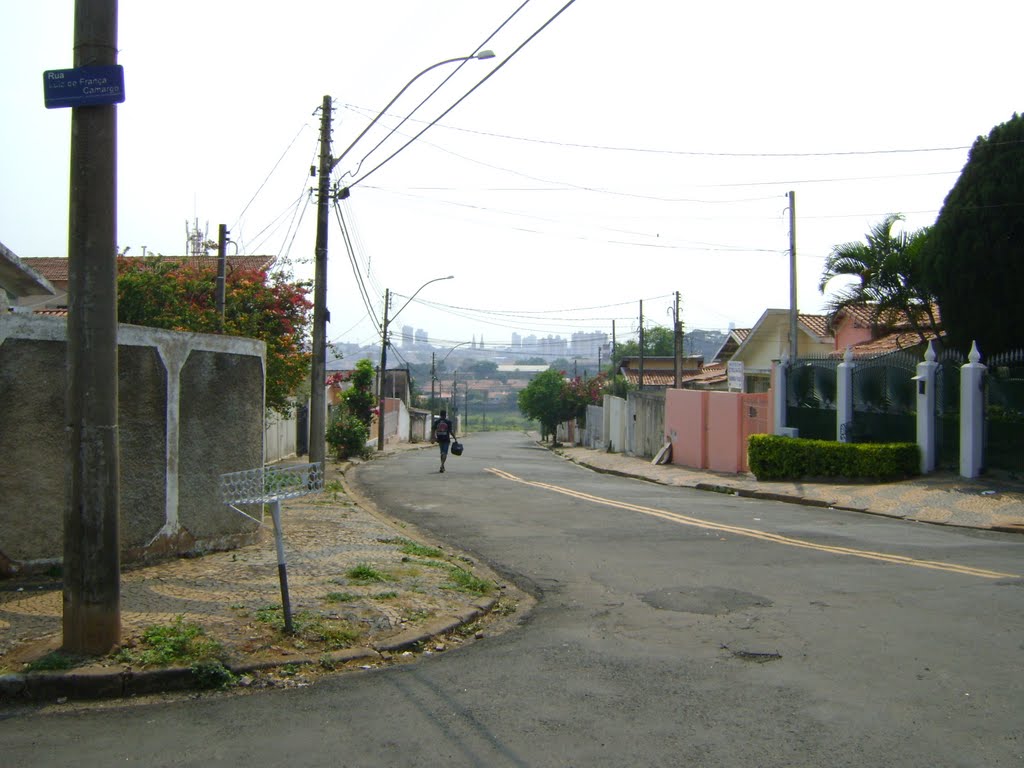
0, 597, 500, 703
563, 453, 1024, 535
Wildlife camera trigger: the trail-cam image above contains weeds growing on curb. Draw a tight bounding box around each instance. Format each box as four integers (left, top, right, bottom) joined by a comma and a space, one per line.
115, 616, 227, 669
24, 651, 79, 672
380, 537, 444, 559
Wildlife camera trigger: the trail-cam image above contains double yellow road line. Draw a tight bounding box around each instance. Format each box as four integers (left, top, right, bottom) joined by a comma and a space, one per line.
486, 468, 1018, 580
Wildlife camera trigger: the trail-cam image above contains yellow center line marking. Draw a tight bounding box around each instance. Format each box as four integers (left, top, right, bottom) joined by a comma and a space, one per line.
485, 467, 1019, 580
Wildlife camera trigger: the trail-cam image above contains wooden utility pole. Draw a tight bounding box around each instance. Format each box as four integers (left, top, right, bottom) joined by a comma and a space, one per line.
64, 0, 121, 654
309, 95, 332, 468
788, 190, 798, 361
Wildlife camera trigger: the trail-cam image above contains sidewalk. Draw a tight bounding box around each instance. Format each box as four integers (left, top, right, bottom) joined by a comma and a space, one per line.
555, 445, 1024, 534
0, 454, 508, 703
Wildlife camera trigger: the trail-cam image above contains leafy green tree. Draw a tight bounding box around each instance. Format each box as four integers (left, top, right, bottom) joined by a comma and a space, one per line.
563, 374, 605, 428
325, 409, 369, 460
923, 113, 1024, 353
517, 369, 571, 440
818, 214, 938, 343
644, 326, 675, 356
611, 324, 675, 371
340, 358, 377, 426
116, 257, 311, 415
471, 359, 499, 378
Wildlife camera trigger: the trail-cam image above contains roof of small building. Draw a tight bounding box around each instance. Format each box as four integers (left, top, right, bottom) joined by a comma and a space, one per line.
21, 255, 276, 282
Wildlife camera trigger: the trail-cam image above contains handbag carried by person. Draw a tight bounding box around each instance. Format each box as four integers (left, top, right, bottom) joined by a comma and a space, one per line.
450, 440, 463, 456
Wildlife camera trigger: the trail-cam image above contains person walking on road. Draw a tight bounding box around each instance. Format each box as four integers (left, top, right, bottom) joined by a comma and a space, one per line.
433, 409, 456, 473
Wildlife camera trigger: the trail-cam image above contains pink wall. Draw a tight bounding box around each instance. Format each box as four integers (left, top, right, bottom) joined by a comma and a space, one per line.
833, 315, 872, 352
665, 389, 706, 468
706, 392, 744, 473
667, 389, 771, 474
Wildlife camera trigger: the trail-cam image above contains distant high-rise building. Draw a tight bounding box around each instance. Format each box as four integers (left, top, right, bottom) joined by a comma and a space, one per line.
415, 328, 428, 345
401, 325, 414, 347
511, 332, 522, 349
571, 330, 608, 358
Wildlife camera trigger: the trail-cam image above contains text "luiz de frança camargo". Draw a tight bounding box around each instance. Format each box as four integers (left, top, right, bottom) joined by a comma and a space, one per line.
47, 70, 120, 96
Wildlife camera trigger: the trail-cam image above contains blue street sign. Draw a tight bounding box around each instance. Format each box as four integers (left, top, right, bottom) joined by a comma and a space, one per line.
43, 65, 125, 109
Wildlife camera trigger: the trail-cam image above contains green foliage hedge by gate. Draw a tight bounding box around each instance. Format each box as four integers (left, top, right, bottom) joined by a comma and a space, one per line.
747, 434, 919, 482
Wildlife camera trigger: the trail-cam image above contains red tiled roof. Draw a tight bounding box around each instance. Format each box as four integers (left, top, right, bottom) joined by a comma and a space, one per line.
833, 329, 946, 358
798, 314, 831, 338
831, 303, 941, 333
21, 255, 276, 281
18, 257, 71, 281
622, 363, 728, 388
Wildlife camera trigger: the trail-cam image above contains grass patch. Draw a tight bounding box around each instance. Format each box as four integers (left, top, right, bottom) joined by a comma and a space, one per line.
256, 607, 361, 650
24, 651, 78, 672
115, 615, 226, 669
404, 557, 494, 596
346, 564, 389, 584
380, 537, 444, 559
443, 566, 494, 596
325, 591, 359, 603
372, 591, 399, 600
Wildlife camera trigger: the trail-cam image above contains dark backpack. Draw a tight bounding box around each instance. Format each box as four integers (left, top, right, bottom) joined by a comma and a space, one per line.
435, 419, 450, 439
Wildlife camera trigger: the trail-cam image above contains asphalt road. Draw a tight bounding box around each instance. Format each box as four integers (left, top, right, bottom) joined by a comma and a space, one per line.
3, 431, 1023, 767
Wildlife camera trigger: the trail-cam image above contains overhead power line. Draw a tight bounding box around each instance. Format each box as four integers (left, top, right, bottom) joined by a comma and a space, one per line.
346, 0, 579, 190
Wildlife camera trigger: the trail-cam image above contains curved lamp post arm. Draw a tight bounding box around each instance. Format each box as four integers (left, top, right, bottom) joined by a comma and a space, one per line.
330, 51, 494, 173
378, 275, 454, 451
390, 275, 454, 325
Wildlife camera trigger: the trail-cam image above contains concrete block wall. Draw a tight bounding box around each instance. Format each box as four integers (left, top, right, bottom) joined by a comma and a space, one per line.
0, 313, 266, 574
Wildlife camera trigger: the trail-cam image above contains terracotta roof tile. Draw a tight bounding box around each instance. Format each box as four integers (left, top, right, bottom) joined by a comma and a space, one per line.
798, 314, 831, 338
832, 329, 946, 358
21, 255, 276, 281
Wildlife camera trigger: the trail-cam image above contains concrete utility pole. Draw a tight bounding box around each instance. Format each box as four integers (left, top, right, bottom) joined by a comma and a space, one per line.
673, 290, 682, 389
377, 289, 391, 451
216, 223, 227, 331
309, 95, 332, 468
788, 190, 798, 362
638, 300, 645, 390
430, 352, 436, 413
64, 0, 121, 654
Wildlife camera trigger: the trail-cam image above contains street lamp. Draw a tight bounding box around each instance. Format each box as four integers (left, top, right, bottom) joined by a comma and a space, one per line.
378, 276, 454, 451
307, 50, 495, 469
431, 340, 471, 413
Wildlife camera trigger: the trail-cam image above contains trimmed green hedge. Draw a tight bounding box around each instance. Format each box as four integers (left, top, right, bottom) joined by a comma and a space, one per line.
748, 434, 919, 482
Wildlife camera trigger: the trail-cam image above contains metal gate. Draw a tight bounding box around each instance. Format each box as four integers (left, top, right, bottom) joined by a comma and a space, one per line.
849, 350, 917, 443
985, 349, 1024, 473
786, 357, 838, 440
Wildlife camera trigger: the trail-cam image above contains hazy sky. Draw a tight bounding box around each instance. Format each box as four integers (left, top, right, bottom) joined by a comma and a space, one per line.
2, 1, 1021, 355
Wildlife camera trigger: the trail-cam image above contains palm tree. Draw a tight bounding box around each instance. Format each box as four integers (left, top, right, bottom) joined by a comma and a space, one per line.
818, 214, 939, 344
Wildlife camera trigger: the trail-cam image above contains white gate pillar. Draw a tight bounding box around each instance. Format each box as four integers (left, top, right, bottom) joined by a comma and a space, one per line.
837, 347, 855, 442
914, 340, 938, 473
960, 341, 986, 479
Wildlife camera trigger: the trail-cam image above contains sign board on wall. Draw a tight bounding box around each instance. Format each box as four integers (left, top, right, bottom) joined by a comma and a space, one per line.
727, 361, 744, 391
